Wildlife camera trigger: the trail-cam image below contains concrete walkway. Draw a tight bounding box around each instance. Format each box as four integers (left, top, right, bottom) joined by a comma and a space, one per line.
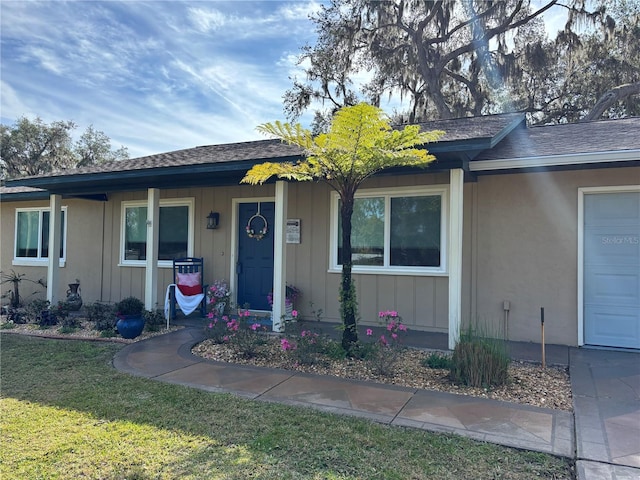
112, 325, 640, 479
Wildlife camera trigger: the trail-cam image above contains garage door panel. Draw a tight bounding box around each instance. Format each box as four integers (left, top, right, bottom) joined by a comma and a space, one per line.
584, 226, 640, 265
584, 266, 640, 306
584, 192, 640, 226
584, 191, 640, 349
585, 306, 640, 349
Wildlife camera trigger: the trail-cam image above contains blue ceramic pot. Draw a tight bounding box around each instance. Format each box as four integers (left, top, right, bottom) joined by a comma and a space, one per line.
116, 314, 145, 339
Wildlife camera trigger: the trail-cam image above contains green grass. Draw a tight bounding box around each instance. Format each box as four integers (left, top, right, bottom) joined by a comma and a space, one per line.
0, 334, 574, 479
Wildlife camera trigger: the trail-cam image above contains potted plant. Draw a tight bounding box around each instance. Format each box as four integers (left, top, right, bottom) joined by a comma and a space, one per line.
207, 279, 231, 316
268, 284, 301, 319
115, 296, 145, 339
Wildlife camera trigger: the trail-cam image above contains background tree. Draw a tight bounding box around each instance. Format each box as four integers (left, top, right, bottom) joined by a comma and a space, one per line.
1, 116, 128, 180
286, 0, 638, 127
242, 103, 443, 352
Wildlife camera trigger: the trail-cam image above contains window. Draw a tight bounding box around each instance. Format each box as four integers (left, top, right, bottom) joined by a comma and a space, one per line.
14, 208, 66, 265
121, 199, 194, 266
331, 186, 447, 275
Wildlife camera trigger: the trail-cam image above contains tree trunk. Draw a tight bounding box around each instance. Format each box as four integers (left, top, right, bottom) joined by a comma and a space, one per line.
339, 195, 358, 352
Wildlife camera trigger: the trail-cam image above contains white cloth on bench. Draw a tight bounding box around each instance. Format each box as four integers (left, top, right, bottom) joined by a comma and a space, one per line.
164, 283, 205, 326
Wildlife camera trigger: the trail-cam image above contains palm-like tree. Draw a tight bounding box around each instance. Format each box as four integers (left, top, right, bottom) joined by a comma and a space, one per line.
242, 103, 443, 352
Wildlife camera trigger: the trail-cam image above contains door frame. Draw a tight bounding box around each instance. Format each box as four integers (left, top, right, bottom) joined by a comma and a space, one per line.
230, 196, 275, 311
577, 184, 640, 346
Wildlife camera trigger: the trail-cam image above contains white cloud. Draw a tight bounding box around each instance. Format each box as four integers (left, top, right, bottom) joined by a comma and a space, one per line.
188, 7, 229, 32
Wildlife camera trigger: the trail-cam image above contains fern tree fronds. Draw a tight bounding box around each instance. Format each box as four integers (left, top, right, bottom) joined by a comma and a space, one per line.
242, 103, 443, 353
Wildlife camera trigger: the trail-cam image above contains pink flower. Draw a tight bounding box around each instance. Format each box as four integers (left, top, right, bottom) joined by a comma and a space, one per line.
208, 322, 214, 329
223, 335, 229, 342
250, 323, 260, 331
207, 312, 214, 319
398, 324, 407, 332
301, 330, 307, 337
391, 333, 398, 340
379, 335, 388, 346
366, 328, 373, 336
291, 309, 298, 318
281, 338, 295, 351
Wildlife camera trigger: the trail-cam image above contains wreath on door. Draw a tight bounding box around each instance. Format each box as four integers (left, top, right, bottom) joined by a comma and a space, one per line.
246, 204, 268, 240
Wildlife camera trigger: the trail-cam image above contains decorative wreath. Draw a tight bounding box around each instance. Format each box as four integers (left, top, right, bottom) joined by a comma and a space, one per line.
246, 214, 268, 240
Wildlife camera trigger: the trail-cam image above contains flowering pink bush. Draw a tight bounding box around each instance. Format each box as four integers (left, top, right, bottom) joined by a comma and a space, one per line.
204, 310, 267, 357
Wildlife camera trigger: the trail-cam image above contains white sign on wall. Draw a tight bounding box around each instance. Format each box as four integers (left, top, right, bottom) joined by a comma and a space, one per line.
286, 219, 301, 244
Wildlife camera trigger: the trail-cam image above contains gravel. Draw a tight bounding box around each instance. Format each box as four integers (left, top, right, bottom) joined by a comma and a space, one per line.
192, 338, 573, 411
2, 318, 572, 412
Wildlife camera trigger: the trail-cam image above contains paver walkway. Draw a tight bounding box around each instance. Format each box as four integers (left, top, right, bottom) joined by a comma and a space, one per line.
113, 324, 640, 480
571, 348, 640, 480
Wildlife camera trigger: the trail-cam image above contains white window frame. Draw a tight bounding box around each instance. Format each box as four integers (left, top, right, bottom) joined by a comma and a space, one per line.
119, 198, 195, 268
13, 207, 67, 267
329, 185, 449, 276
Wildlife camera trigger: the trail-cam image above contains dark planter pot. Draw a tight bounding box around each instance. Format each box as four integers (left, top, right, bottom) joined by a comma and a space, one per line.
116, 314, 145, 339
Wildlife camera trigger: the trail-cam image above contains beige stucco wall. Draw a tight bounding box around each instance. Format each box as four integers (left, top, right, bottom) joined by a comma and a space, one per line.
0, 198, 104, 305
97, 172, 452, 331
469, 166, 640, 346
5, 165, 635, 346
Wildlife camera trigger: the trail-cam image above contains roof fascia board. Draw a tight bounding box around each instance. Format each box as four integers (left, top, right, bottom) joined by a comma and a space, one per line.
470, 149, 640, 172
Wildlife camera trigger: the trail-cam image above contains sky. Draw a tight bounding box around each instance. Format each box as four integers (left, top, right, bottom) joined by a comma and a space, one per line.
1, 1, 568, 159
1, 1, 326, 158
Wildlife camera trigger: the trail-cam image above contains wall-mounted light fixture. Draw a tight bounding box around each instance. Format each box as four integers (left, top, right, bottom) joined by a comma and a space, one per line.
206, 211, 220, 229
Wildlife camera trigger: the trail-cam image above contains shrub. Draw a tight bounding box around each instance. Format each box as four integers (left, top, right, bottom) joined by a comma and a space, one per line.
207, 309, 269, 358
287, 328, 328, 366
204, 314, 230, 344
359, 310, 408, 376
55, 302, 81, 329
450, 327, 510, 388
422, 351, 453, 369
86, 302, 117, 332
116, 297, 144, 316
144, 309, 165, 332
23, 299, 51, 325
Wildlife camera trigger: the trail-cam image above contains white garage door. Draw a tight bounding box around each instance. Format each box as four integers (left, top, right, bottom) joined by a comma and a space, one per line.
584, 191, 640, 349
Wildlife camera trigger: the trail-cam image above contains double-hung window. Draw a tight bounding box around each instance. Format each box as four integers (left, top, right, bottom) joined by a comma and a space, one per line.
120, 198, 194, 266
14, 208, 67, 265
330, 186, 447, 275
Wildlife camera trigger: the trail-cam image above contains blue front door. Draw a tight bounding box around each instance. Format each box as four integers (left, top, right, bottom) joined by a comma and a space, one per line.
237, 202, 275, 311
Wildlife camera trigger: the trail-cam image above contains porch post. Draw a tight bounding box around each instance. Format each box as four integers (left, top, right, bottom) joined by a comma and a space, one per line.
46, 194, 62, 305
448, 169, 464, 349
272, 181, 288, 333
145, 188, 160, 310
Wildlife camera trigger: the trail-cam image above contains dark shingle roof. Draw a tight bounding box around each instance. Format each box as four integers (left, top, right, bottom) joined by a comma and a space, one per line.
28, 138, 305, 179
474, 117, 640, 160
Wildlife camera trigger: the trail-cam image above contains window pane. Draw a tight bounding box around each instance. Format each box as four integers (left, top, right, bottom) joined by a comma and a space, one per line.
338, 197, 384, 266
125, 207, 147, 260
41, 211, 66, 258
159, 206, 188, 260
16, 211, 39, 257
390, 196, 441, 267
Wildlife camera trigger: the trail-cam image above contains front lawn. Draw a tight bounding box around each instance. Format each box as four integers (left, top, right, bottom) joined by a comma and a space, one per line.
1, 334, 573, 479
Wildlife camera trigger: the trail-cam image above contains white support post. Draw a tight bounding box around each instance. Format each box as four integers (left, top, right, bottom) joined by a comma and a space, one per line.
145, 188, 160, 311
272, 181, 288, 333
448, 169, 464, 350
46, 194, 62, 305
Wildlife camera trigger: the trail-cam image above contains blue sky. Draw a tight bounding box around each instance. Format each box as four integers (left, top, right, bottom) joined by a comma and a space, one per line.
1, 1, 567, 159
1, 1, 325, 158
